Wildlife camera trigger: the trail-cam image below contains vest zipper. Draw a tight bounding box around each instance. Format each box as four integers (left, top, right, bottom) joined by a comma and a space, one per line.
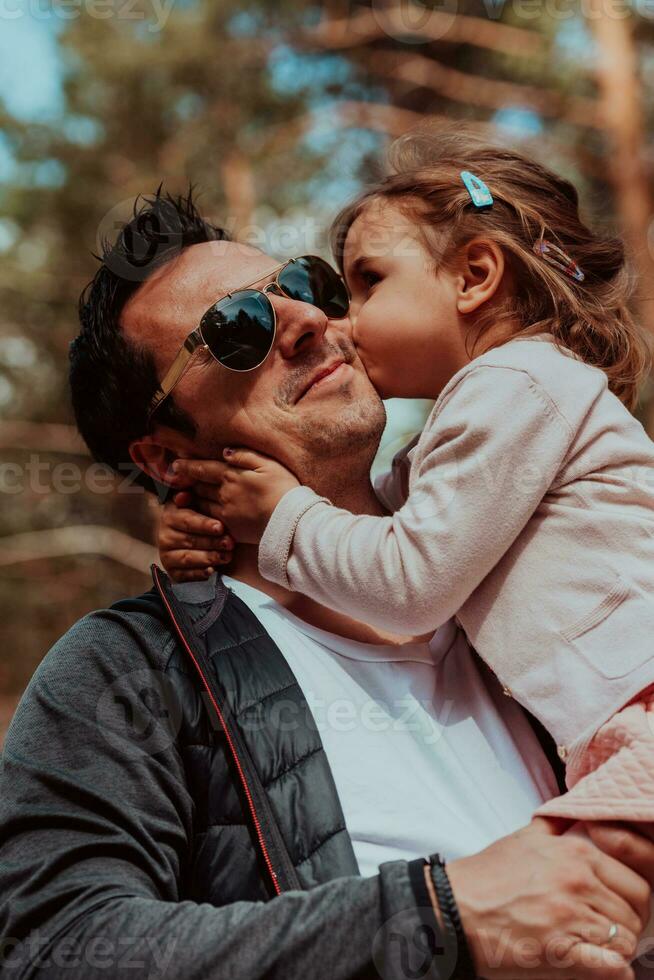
152, 565, 284, 896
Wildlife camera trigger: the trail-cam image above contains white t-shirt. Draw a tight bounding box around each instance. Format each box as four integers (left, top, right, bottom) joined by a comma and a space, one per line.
223, 576, 559, 878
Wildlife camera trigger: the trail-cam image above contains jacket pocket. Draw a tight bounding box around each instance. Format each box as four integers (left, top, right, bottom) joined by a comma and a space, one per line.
560, 575, 654, 679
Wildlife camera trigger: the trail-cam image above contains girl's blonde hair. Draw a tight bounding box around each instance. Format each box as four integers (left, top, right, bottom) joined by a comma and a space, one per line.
330, 125, 651, 410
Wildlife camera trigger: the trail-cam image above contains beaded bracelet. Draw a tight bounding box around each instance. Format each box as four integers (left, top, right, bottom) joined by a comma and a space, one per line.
428, 853, 478, 979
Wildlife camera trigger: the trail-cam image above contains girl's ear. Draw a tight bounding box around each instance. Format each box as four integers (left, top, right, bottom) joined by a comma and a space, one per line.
456, 238, 506, 315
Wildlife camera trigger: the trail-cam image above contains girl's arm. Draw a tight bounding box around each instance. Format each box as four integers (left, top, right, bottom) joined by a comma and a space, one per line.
258, 365, 576, 634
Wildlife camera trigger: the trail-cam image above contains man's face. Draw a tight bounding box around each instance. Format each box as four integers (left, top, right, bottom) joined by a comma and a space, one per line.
122, 241, 386, 484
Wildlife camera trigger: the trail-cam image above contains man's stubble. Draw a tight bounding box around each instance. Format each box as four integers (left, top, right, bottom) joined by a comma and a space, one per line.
291, 379, 387, 507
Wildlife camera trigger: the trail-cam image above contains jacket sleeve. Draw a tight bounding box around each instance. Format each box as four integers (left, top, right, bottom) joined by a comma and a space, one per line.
0, 613, 443, 980
258, 366, 575, 635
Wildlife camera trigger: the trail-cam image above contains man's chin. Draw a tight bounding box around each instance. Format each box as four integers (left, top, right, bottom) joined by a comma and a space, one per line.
294, 375, 386, 459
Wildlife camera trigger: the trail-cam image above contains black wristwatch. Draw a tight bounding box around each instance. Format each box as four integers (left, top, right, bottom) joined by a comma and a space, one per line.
428, 853, 478, 979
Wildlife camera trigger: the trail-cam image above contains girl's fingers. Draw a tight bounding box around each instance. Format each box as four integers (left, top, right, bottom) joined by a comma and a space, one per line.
172, 459, 229, 484
223, 447, 268, 470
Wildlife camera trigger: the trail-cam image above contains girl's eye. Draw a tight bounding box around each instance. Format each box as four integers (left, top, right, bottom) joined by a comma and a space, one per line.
361, 270, 381, 289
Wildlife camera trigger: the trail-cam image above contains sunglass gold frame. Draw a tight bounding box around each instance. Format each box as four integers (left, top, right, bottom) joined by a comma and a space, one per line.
147, 254, 343, 423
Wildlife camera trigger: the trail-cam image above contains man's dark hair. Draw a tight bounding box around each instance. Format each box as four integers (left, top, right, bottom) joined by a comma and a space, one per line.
70, 186, 230, 493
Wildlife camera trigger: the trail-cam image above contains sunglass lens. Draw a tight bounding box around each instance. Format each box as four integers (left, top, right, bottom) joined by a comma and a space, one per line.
200, 291, 275, 371
279, 256, 349, 319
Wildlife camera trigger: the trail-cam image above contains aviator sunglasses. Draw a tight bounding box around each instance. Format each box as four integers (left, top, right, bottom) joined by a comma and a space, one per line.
148, 254, 350, 421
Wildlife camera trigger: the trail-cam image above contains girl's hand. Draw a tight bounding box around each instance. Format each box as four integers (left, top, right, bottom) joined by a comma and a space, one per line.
158, 491, 235, 583
172, 450, 300, 544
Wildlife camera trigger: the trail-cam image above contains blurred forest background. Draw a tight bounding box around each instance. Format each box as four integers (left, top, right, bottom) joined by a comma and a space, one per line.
2, 0, 654, 743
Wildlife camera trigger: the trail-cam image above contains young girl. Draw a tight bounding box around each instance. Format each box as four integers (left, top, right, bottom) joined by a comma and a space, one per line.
159, 128, 654, 829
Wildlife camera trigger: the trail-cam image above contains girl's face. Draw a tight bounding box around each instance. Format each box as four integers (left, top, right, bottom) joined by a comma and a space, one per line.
342, 198, 472, 400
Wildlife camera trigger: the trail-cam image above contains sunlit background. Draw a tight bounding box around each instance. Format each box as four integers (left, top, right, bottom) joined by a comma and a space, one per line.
2, 0, 654, 743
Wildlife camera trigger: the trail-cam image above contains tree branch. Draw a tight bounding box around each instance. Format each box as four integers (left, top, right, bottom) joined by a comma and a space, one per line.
324, 101, 607, 180
0, 526, 156, 573
295, 5, 543, 57
0, 421, 89, 455
368, 51, 601, 128
333, 99, 495, 137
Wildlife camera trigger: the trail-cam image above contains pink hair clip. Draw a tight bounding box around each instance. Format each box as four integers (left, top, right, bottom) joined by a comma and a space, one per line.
533, 239, 585, 283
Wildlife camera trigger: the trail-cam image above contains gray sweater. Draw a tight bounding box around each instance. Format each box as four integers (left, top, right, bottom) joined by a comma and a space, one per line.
0, 591, 442, 980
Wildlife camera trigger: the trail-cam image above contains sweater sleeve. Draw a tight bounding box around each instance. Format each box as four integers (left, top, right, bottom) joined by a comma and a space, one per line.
258, 366, 575, 635
0, 614, 444, 980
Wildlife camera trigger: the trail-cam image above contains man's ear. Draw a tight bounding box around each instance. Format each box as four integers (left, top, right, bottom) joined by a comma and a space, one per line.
129, 430, 196, 489
455, 238, 506, 316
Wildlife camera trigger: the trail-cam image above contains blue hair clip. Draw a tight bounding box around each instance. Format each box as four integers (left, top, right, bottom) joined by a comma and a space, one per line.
461, 171, 494, 210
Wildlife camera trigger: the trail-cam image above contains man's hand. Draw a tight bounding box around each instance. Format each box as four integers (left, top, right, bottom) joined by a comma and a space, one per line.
446, 817, 650, 979
172, 450, 300, 544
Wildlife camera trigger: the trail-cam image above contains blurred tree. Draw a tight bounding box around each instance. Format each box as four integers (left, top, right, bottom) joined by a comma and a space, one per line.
584, 0, 654, 332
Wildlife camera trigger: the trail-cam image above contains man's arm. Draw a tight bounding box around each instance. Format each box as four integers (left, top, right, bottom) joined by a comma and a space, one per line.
0, 612, 430, 980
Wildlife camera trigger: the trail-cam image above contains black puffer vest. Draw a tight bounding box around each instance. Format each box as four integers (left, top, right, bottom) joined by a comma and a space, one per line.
144, 566, 565, 906
151, 566, 359, 904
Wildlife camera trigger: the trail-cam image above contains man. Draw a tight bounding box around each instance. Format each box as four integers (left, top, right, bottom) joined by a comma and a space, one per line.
0, 189, 651, 980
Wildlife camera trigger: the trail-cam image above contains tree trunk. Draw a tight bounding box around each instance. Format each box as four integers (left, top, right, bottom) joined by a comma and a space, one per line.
221, 149, 256, 237
586, 2, 654, 335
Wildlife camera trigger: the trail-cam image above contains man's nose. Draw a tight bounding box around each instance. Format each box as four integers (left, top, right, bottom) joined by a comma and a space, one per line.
269, 293, 328, 359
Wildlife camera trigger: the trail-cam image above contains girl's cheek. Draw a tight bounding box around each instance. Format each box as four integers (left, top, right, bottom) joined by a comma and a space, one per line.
353, 308, 383, 355
352, 329, 398, 396
349, 331, 383, 387
355, 353, 388, 396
